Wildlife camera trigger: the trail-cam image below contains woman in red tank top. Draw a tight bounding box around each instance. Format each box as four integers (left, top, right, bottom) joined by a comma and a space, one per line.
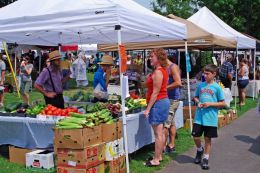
144, 48, 170, 167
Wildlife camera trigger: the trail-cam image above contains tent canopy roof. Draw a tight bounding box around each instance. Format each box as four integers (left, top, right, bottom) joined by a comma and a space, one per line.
98, 14, 237, 51
0, 0, 187, 46
188, 6, 256, 49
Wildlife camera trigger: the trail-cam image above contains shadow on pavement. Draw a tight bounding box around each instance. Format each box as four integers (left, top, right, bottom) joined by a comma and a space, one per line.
234, 135, 260, 156
174, 154, 194, 164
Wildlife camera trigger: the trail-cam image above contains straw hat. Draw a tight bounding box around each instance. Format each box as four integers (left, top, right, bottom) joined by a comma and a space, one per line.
49, 50, 61, 61
98, 55, 114, 65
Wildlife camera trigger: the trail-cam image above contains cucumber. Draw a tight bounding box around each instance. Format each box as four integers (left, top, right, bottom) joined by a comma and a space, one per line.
57, 121, 83, 127
56, 126, 82, 129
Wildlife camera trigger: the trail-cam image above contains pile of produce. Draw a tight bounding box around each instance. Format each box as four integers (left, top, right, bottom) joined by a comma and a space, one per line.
41, 105, 78, 116
126, 98, 146, 110
69, 90, 93, 102
56, 109, 115, 129
85, 102, 109, 113
4, 102, 29, 113
26, 104, 45, 116
106, 103, 121, 117
108, 94, 121, 103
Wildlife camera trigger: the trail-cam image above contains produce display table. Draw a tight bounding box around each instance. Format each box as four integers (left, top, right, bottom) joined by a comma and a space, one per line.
231, 80, 260, 98
123, 101, 183, 154
0, 101, 183, 153
0, 116, 55, 149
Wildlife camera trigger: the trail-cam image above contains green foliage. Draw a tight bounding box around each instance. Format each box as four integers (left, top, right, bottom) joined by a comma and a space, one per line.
200, 51, 213, 68
152, 0, 260, 39
152, 0, 199, 18
0, 0, 16, 8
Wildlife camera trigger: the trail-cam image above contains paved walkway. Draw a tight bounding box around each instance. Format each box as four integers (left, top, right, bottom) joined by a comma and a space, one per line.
158, 109, 260, 173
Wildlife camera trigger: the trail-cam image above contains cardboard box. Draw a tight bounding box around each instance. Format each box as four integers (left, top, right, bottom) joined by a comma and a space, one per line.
105, 156, 126, 173
231, 112, 238, 121
57, 163, 104, 173
183, 106, 196, 120
184, 118, 193, 130
218, 115, 227, 128
26, 150, 54, 170
226, 113, 232, 124
102, 121, 122, 143
105, 138, 124, 161
55, 126, 102, 149
9, 146, 34, 165
57, 143, 105, 169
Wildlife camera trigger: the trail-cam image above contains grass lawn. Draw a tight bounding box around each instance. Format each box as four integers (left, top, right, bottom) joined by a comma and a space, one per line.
0, 72, 258, 173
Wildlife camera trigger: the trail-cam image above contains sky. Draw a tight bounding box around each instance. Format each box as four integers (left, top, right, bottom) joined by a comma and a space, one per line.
135, 0, 151, 9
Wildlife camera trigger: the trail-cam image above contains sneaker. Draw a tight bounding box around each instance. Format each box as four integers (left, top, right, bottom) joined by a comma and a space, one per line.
165, 145, 176, 153
201, 158, 210, 170
194, 148, 204, 164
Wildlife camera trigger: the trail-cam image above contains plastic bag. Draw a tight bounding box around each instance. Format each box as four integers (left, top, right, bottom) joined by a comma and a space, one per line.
93, 83, 108, 99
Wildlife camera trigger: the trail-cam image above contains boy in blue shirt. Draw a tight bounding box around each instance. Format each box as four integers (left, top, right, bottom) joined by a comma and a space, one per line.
192, 64, 226, 170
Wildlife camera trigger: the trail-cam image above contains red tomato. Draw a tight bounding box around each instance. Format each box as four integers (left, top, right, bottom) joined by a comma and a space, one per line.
56, 110, 61, 116
72, 108, 78, 112
47, 110, 52, 115
51, 107, 57, 112
53, 110, 59, 116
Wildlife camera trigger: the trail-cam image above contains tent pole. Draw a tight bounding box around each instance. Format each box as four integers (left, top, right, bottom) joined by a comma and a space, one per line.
143, 49, 146, 75
14, 51, 17, 77
253, 48, 256, 100
235, 46, 238, 110
116, 26, 130, 173
178, 49, 180, 67
185, 41, 192, 133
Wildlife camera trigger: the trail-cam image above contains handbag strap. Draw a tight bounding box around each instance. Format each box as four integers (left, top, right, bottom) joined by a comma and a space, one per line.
46, 67, 56, 93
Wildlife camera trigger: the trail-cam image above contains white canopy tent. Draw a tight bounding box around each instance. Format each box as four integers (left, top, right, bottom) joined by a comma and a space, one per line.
0, 0, 186, 45
188, 6, 257, 108
188, 6, 256, 49
0, 0, 187, 172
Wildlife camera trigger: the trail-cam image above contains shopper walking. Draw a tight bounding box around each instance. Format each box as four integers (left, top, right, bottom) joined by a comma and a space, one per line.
192, 64, 226, 170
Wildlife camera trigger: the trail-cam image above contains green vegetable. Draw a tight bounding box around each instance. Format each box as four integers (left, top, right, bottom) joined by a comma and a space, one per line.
56, 125, 82, 129
5, 102, 22, 112
105, 165, 110, 173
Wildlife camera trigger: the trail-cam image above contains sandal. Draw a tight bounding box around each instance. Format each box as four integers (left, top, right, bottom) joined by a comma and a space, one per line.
147, 156, 163, 162
144, 160, 160, 167
165, 145, 176, 153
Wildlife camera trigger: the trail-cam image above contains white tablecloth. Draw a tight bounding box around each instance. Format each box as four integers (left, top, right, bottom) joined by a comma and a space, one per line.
123, 101, 183, 153
231, 80, 260, 98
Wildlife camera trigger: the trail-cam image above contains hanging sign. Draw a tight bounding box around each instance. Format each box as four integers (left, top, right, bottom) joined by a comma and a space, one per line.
186, 53, 191, 73
119, 45, 127, 73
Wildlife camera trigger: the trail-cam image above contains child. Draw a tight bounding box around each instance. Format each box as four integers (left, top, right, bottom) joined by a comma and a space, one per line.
192, 64, 226, 170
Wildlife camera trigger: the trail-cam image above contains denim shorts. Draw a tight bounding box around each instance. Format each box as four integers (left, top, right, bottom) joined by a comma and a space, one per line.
149, 98, 170, 125
238, 79, 249, 89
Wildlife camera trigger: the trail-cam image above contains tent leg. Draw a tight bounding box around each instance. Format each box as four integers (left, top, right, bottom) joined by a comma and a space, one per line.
185, 41, 192, 133
253, 48, 256, 100
117, 28, 130, 173
235, 46, 239, 110
178, 50, 180, 67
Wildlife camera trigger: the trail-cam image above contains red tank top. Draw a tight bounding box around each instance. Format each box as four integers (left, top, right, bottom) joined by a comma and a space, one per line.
146, 67, 168, 103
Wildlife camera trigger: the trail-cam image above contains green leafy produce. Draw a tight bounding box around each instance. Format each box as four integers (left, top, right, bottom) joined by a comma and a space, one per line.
26, 104, 45, 116
5, 102, 22, 112
70, 90, 93, 102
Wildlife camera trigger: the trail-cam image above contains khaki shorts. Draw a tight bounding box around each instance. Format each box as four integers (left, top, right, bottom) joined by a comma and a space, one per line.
164, 100, 180, 128
20, 81, 32, 94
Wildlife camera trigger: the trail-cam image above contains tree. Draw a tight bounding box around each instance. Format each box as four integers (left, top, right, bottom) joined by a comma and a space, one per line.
152, 0, 199, 18
0, 0, 16, 8
152, 0, 260, 39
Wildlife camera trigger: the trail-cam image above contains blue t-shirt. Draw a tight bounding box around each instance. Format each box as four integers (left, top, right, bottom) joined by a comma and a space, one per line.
194, 82, 225, 127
